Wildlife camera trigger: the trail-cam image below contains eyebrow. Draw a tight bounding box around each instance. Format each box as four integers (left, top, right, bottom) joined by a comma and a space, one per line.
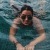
21, 14, 32, 16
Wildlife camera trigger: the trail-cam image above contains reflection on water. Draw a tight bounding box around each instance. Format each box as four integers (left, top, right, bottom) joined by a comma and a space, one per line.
0, 0, 50, 50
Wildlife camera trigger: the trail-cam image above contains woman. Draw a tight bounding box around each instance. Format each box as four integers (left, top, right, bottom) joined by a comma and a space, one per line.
9, 5, 46, 50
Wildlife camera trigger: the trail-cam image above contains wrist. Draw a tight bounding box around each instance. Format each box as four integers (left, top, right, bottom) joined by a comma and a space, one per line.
15, 42, 19, 45
29, 42, 36, 46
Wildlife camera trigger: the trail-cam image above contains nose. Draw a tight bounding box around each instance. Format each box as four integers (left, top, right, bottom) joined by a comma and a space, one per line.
25, 16, 28, 20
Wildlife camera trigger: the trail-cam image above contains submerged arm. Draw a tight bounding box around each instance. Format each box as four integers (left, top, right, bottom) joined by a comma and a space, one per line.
26, 17, 46, 46
9, 18, 21, 45
9, 18, 25, 50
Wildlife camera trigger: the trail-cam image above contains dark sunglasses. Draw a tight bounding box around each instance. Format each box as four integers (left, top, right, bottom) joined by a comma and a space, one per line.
21, 15, 32, 20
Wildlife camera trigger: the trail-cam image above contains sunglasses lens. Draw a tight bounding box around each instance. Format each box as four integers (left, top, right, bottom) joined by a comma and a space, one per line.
21, 15, 32, 20
28, 15, 32, 20
21, 15, 26, 19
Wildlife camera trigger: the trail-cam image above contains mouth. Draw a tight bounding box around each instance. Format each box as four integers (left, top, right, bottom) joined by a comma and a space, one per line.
24, 21, 29, 23
24, 21, 30, 25
22, 20, 31, 25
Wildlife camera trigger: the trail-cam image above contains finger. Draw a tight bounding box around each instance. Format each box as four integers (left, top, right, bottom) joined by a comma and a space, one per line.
17, 47, 21, 50
31, 47, 34, 50
32, 46, 35, 50
28, 48, 32, 50
17, 48, 22, 50
27, 47, 33, 50
25, 47, 28, 50
17, 47, 19, 50
23, 49, 25, 50
21, 48, 24, 50
17, 47, 25, 50
26, 47, 31, 50
31, 48, 34, 50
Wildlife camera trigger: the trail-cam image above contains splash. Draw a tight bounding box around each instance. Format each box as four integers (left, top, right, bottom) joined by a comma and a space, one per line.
38, 0, 46, 15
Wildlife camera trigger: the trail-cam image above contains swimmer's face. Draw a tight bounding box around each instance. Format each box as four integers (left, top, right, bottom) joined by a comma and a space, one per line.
20, 10, 33, 25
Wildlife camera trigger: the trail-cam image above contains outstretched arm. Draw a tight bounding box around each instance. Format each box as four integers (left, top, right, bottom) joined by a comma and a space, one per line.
29, 17, 46, 45
25, 17, 46, 50
9, 26, 18, 44
9, 18, 25, 50
9, 18, 19, 44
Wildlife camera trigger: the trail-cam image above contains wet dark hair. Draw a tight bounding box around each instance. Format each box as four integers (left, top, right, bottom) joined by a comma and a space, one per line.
20, 5, 33, 15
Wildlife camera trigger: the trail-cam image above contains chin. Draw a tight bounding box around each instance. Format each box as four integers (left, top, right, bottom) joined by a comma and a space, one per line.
22, 22, 30, 25
23, 23, 29, 25
24, 24, 29, 25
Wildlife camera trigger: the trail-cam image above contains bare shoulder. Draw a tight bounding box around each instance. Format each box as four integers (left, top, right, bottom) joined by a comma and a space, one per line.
32, 17, 42, 26
32, 17, 44, 30
33, 17, 41, 23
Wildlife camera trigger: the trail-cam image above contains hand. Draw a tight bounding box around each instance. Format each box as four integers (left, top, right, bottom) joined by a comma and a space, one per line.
16, 43, 25, 50
25, 43, 35, 50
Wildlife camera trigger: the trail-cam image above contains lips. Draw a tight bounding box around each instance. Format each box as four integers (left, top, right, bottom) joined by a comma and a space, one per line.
24, 21, 28, 24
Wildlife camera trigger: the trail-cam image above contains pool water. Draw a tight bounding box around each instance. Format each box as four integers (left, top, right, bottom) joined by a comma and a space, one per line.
0, 0, 50, 50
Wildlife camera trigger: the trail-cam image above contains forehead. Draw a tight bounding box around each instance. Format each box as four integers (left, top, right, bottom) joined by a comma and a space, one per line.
21, 10, 32, 15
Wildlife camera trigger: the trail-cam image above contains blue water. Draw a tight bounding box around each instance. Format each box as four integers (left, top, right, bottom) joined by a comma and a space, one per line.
0, 0, 50, 50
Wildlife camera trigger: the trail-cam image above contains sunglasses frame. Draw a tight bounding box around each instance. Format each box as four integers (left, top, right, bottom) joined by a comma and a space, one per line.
20, 15, 33, 20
